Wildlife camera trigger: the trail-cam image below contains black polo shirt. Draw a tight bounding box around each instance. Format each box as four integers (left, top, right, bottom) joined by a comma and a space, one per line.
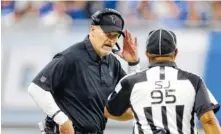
32, 36, 126, 133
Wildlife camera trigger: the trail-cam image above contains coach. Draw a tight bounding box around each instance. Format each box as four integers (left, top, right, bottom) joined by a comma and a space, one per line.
28, 8, 140, 134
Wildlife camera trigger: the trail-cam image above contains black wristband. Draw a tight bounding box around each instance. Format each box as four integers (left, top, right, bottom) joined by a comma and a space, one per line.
128, 59, 140, 66
52, 110, 61, 120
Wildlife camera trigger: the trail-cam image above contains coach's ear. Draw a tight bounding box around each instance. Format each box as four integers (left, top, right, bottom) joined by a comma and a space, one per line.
104, 107, 134, 121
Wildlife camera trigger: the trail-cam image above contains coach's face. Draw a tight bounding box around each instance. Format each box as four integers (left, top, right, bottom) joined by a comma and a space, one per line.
90, 25, 120, 57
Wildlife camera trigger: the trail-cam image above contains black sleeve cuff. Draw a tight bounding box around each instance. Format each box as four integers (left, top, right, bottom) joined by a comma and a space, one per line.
52, 110, 62, 119
197, 104, 220, 119
128, 59, 140, 66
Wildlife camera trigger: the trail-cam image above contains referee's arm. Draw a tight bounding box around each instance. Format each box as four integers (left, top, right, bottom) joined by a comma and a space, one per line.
104, 60, 140, 121
200, 111, 221, 134
104, 107, 133, 121
106, 77, 134, 121
194, 78, 221, 134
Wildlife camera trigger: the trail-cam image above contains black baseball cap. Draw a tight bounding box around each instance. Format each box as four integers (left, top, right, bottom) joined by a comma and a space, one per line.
92, 13, 124, 36
146, 29, 177, 55
100, 14, 124, 35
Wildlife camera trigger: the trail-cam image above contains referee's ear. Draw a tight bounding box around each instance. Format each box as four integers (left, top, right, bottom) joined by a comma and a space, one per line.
145, 52, 149, 61
145, 52, 150, 58
174, 49, 178, 56
173, 49, 178, 59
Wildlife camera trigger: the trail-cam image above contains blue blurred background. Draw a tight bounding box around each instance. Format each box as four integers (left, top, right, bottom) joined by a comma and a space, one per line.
1, 1, 221, 134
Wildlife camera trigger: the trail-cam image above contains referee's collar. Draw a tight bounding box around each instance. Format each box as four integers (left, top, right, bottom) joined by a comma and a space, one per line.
84, 35, 108, 64
148, 61, 177, 68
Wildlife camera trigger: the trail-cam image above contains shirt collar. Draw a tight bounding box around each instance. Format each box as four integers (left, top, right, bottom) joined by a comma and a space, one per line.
148, 61, 177, 68
83, 35, 108, 64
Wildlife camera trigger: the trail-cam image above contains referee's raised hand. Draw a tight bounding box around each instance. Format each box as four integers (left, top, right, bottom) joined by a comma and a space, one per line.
116, 29, 139, 63
59, 120, 74, 134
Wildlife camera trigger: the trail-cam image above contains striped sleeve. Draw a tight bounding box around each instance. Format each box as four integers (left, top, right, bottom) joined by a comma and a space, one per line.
194, 78, 220, 118
107, 76, 134, 116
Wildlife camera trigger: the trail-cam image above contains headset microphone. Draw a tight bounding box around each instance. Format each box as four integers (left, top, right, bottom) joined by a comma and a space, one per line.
112, 43, 121, 53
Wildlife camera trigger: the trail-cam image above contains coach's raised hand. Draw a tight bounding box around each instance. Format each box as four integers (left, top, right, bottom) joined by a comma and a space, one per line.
59, 120, 74, 134
116, 30, 139, 63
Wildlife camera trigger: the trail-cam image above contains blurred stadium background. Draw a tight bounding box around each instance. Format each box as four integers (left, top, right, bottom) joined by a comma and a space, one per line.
1, 1, 221, 134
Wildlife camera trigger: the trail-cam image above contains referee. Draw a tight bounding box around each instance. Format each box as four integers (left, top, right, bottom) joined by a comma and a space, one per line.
107, 29, 221, 134
28, 8, 139, 134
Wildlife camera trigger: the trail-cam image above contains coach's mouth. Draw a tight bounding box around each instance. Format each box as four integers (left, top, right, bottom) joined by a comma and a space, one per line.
103, 44, 112, 48
102, 44, 113, 51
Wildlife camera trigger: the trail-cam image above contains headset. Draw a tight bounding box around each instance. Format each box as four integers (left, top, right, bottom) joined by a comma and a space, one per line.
91, 8, 125, 54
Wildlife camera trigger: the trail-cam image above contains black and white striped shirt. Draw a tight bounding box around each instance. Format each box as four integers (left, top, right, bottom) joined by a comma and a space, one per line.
107, 61, 220, 134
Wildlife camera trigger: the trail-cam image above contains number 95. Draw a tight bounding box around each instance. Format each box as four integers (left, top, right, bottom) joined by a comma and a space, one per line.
151, 89, 176, 104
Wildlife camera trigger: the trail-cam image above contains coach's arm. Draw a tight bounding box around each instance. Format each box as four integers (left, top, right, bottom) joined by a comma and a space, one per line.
104, 107, 134, 121
200, 110, 221, 134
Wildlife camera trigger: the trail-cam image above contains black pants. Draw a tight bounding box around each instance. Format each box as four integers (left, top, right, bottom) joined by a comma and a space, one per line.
44, 130, 103, 134
44, 116, 103, 134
